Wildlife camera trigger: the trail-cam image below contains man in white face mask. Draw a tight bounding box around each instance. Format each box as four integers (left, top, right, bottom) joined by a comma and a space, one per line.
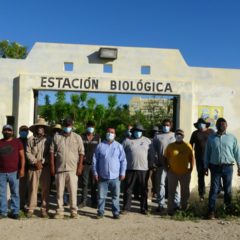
50, 118, 84, 219
152, 119, 180, 213
190, 118, 214, 201
122, 123, 151, 215
92, 127, 126, 219
164, 129, 194, 216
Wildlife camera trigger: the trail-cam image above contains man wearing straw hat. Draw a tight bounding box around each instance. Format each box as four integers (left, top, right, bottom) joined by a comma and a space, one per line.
26, 118, 51, 218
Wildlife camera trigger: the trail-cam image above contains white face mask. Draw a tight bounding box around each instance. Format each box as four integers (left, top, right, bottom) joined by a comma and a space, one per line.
63, 127, 72, 133
175, 134, 183, 142
106, 132, 115, 142
198, 123, 206, 130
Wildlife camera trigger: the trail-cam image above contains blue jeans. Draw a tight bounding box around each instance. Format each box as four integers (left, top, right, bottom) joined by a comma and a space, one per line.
0, 171, 20, 216
98, 178, 120, 216
208, 164, 233, 212
157, 167, 180, 208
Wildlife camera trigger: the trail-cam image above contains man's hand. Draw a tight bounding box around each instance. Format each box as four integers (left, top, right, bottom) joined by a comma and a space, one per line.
204, 168, 209, 176
119, 175, 125, 181
94, 175, 99, 182
18, 168, 25, 178
35, 160, 43, 170
76, 165, 84, 176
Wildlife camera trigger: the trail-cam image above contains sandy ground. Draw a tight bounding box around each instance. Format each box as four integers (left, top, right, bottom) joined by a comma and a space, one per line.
1, 198, 240, 240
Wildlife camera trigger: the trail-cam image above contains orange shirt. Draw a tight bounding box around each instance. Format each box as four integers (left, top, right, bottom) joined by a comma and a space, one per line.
164, 141, 194, 175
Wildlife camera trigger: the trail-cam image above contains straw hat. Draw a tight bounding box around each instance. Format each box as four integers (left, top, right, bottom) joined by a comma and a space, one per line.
29, 118, 50, 133
52, 124, 62, 130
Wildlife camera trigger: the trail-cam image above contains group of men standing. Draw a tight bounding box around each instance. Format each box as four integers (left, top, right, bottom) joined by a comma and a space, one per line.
0, 116, 239, 220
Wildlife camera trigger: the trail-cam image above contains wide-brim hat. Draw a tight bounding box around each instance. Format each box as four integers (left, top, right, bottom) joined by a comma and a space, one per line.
131, 123, 145, 132
29, 118, 50, 133
52, 124, 62, 130
193, 118, 211, 129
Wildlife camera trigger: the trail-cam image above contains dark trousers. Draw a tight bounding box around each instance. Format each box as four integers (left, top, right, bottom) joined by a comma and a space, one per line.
80, 164, 97, 205
208, 164, 233, 213
196, 161, 205, 197
123, 170, 148, 211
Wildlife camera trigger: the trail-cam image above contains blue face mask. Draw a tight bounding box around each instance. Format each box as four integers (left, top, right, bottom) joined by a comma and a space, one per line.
87, 127, 94, 133
106, 132, 115, 142
134, 131, 142, 139
162, 126, 170, 133
63, 127, 72, 133
19, 131, 28, 138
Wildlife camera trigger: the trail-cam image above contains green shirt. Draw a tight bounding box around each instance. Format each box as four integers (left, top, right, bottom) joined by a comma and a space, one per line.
204, 132, 240, 169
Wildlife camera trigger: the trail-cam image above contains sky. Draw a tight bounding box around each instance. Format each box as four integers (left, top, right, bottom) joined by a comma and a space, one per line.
1, 0, 240, 105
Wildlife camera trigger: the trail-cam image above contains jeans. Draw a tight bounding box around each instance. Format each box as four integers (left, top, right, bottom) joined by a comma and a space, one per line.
0, 171, 20, 216
195, 160, 206, 197
98, 178, 120, 216
156, 167, 180, 208
208, 164, 233, 213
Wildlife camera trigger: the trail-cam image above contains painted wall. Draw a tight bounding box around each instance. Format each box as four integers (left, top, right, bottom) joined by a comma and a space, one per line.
0, 42, 239, 188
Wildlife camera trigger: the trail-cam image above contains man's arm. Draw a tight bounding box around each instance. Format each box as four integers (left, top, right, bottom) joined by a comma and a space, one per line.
92, 146, 99, 181
76, 154, 84, 176
119, 145, 127, 181
18, 149, 25, 178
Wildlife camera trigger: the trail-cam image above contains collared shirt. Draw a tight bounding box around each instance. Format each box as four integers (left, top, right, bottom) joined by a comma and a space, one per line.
92, 140, 127, 179
26, 135, 51, 165
204, 132, 240, 168
122, 136, 151, 171
50, 132, 85, 173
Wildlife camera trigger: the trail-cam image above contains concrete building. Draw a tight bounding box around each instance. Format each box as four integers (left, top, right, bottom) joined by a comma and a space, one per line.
0, 42, 239, 188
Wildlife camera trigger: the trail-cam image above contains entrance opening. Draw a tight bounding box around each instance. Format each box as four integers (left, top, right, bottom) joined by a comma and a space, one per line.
37, 90, 180, 139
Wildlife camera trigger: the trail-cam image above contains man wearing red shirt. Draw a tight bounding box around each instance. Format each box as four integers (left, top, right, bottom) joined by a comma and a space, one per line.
0, 125, 25, 219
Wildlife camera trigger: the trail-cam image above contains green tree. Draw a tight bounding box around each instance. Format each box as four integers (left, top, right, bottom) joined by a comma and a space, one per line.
0, 40, 27, 59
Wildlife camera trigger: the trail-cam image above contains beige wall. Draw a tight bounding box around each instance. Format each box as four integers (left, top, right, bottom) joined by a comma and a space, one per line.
0, 42, 240, 188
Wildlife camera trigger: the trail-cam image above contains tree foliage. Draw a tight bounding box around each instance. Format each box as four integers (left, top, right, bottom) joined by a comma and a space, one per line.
39, 92, 174, 139
0, 40, 27, 59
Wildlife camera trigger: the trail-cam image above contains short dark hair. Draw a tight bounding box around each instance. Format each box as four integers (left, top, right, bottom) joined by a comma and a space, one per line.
216, 118, 227, 125
63, 118, 73, 127
86, 120, 95, 127
162, 119, 172, 125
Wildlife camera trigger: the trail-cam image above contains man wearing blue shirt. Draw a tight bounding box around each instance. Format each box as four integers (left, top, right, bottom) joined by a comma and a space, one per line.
204, 118, 240, 219
92, 127, 127, 219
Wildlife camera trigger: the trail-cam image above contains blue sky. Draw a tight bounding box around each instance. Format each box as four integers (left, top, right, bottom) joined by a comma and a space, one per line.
1, 0, 240, 105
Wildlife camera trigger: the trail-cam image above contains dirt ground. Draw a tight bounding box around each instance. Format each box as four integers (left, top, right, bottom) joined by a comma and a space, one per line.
1, 198, 240, 240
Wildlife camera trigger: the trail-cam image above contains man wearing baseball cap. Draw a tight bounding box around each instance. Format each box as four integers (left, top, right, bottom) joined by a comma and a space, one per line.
0, 124, 25, 219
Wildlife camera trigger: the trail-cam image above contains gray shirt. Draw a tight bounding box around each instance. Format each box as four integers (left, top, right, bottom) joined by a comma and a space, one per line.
122, 136, 151, 171
153, 132, 175, 166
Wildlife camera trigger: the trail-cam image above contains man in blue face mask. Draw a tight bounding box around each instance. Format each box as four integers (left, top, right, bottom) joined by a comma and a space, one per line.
122, 123, 151, 215
79, 121, 100, 208
92, 127, 127, 219
50, 117, 85, 219
152, 119, 180, 213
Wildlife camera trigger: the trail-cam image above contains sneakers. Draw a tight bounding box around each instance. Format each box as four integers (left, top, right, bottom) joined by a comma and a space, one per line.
0, 215, 8, 219
113, 214, 120, 219
8, 213, 20, 220
54, 213, 64, 219
26, 211, 34, 218
96, 213, 104, 219
207, 212, 215, 220
70, 212, 78, 219
78, 202, 86, 209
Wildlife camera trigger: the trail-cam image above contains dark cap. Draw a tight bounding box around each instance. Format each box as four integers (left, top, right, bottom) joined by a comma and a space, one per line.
175, 128, 184, 136
3, 124, 13, 131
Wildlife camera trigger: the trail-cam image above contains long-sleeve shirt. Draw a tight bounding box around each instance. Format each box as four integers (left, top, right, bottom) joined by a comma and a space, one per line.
204, 132, 240, 169
92, 140, 127, 179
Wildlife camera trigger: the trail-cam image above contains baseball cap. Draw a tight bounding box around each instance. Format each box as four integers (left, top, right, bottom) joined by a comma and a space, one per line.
3, 124, 13, 131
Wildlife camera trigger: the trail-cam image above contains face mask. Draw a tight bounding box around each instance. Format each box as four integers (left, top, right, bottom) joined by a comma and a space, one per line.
63, 127, 72, 133
134, 131, 142, 139
175, 134, 183, 142
19, 131, 28, 138
3, 133, 12, 140
106, 132, 115, 142
87, 127, 94, 133
198, 123, 206, 130
162, 126, 170, 133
